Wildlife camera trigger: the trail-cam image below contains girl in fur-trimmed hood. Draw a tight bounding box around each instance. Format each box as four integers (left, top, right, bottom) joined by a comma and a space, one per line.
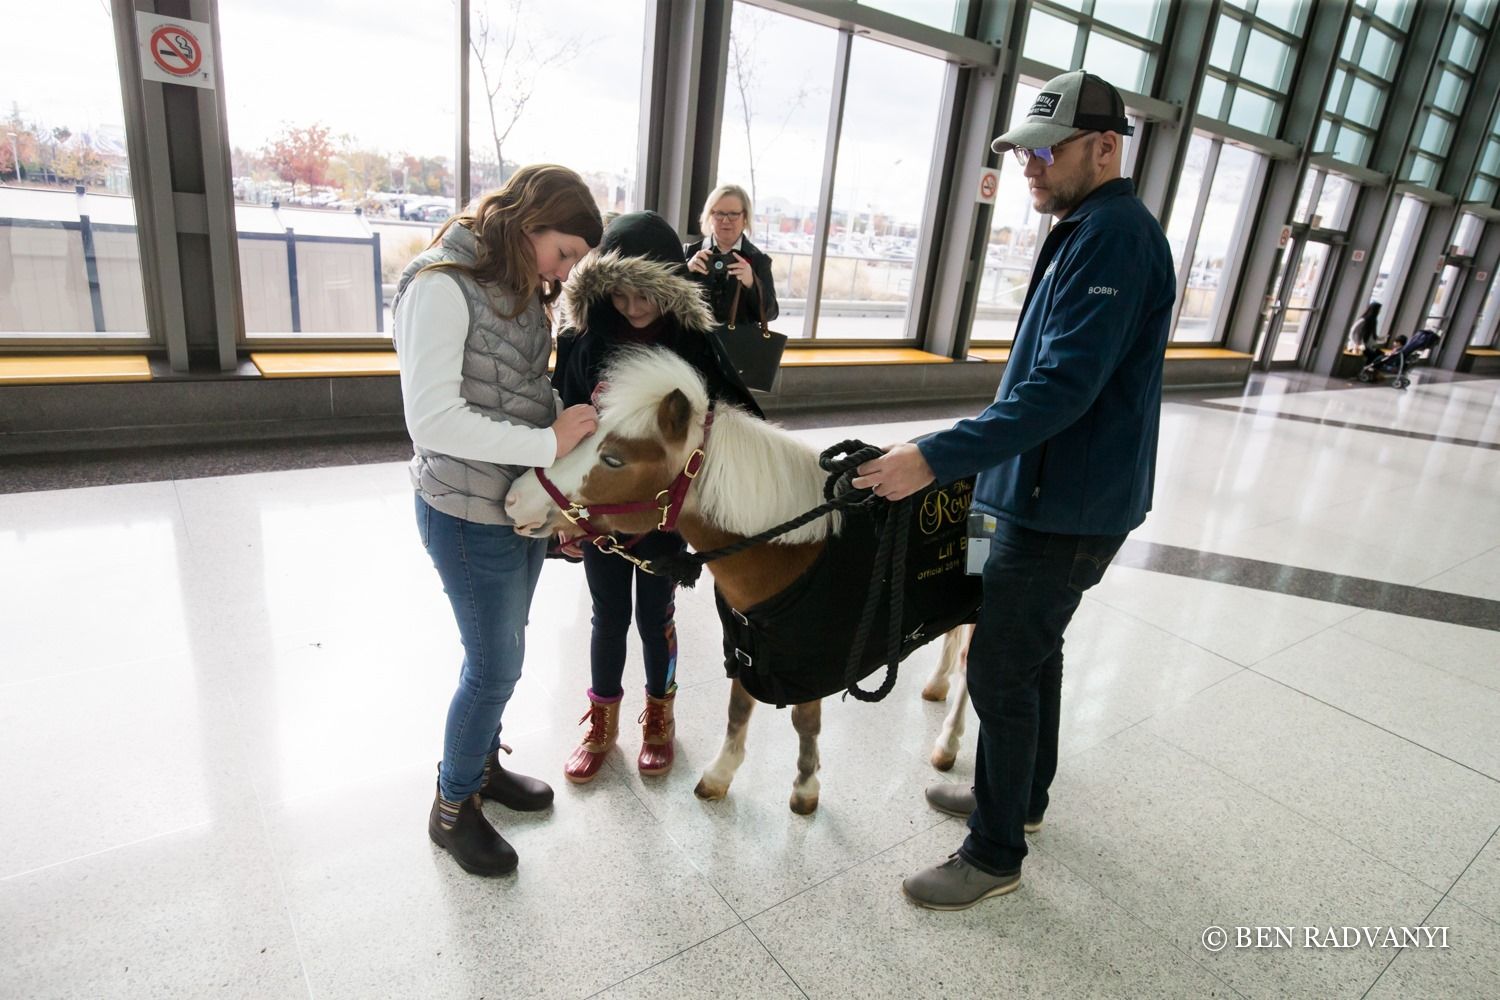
551, 211, 759, 785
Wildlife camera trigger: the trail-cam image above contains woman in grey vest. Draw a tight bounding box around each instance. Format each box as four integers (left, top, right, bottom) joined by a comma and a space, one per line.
393, 165, 603, 876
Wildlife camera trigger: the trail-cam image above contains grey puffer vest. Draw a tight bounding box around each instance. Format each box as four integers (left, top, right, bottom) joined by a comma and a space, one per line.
393, 223, 559, 525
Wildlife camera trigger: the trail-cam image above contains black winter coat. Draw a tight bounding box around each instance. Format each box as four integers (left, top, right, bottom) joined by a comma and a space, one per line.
683, 236, 780, 328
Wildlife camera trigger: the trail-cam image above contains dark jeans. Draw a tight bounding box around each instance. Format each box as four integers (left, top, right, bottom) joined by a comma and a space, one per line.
582, 531, 683, 699
416, 494, 546, 802
960, 520, 1126, 876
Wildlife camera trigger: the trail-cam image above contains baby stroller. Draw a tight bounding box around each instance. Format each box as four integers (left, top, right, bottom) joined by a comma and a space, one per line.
1358, 329, 1439, 390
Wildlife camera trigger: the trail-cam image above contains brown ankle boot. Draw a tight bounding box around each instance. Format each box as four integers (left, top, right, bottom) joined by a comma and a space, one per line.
564, 689, 621, 784
637, 687, 676, 776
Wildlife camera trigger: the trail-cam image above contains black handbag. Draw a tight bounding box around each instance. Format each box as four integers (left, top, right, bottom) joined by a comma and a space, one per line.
710, 281, 787, 393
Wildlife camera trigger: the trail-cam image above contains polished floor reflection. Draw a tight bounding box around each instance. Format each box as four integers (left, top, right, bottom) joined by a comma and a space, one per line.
2, 373, 1498, 999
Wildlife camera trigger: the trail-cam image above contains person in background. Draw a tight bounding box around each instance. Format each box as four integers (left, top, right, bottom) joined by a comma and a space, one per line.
549, 210, 759, 785
684, 183, 780, 326
393, 164, 603, 877
1348, 301, 1385, 364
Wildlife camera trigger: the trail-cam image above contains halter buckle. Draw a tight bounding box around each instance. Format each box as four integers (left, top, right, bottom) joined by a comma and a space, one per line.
655, 490, 674, 531
683, 449, 706, 479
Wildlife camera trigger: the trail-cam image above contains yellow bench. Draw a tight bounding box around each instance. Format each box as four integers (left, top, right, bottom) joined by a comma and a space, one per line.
970, 346, 1252, 362
781, 348, 951, 366
249, 351, 401, 378
1467, 348, 1500, 357
247, 350, 564, 377
0, 354, 153, 386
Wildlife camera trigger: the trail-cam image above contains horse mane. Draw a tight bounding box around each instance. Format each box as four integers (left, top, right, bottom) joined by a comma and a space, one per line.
597, 347, 838, 544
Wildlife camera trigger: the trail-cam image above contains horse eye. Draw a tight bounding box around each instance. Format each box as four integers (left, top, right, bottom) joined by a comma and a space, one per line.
601, 454, 626, 469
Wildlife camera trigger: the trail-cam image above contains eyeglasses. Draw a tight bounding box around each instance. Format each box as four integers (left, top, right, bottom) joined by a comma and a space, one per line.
1012, 131, 1094, 168
710, 211, 744, 221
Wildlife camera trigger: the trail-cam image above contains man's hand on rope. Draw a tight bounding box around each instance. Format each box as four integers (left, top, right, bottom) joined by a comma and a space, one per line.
852, 442, 936, 502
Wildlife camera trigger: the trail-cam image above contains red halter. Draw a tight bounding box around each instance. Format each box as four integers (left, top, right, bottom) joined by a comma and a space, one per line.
532, 405, 714, 552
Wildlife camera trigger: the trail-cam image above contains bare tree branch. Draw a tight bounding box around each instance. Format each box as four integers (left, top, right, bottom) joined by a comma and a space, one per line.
470, 0, 587, 185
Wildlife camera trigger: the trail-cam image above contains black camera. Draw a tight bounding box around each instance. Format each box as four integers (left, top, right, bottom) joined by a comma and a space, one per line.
707, 249, 731, 290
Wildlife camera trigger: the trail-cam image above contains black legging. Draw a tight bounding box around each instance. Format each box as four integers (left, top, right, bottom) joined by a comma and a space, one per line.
581, 531, 683, 699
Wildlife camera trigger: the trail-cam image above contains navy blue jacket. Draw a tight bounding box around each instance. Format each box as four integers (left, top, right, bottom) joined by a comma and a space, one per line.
919, 178, 1175, 536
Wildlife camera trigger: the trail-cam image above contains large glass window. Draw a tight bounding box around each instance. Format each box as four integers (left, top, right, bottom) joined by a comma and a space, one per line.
467, 0, 647, 212
1473, 273, 1500, 347
1401, 3, 1495, 185
856, 0, 962, 31
1199, 1, 1306, 136
716, 7, 838, 340
1317, 2, 1408, 169
975, 84, 1048, 345
1370, 195, 1425, 313
221, 1, 457, 341
1021, 0, 1164, 93
1165, 136, 1264, 343
814, 37, 945, 340
0, 2, 148, 342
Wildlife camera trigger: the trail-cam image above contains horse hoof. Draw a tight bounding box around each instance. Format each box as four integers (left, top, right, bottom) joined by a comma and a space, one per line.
694, 778, 726, 801
930, 747, 957, 771
921, 682, 949, 702
789, 795, 819, 815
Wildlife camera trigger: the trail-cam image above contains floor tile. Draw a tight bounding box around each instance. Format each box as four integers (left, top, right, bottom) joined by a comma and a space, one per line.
1036, 727, 1442, 999
591, 924, 802, 1000
747, 822, 1233, 999
0, 820, 304, 1000
1254, 628, 1500, 780
0, 654, 254, 879
1144, 670, 1500, 891
262, 740, 738, 1000
1363, 898, 1500, 1000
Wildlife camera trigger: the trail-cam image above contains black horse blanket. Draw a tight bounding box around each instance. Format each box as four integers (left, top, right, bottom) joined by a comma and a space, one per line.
717, 476, 982, 706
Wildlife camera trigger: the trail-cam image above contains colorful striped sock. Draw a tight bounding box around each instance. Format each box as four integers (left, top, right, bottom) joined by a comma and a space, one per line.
436, 794, 464, 829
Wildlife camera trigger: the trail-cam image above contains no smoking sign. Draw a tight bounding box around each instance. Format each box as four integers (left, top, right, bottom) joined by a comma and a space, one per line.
977, 167, 1000, 205
137, 12, 215, 89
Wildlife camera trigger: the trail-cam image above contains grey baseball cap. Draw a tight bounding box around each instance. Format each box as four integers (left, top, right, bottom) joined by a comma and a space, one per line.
991, 70, 1135, 153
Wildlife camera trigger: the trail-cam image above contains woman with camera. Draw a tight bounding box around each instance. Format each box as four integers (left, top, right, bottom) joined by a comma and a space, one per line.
684, 183, 779, 326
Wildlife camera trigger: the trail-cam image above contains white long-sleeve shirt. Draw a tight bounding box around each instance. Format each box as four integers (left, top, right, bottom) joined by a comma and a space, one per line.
393, 271, 559, 468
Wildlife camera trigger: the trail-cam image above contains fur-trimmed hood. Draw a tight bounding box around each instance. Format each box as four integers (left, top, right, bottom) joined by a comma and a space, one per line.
557, 211, 716, 336
559, 249, 717, 335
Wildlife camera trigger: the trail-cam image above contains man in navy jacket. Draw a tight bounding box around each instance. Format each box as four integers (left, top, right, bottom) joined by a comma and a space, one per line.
855, 70, 1175, 909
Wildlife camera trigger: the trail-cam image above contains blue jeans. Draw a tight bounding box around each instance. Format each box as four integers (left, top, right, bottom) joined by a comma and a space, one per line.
416, 494, 546, 802
960, 520, 1126, 875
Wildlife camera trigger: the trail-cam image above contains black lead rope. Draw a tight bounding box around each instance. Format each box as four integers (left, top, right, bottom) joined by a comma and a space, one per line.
841, 493, 910, 703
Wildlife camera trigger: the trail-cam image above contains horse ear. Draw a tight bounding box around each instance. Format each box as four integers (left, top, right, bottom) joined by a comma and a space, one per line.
656, 389, 693, 443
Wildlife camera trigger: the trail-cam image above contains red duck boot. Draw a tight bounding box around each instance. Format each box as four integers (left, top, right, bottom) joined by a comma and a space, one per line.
637, 687, 676, 776
564, 689, 621, 784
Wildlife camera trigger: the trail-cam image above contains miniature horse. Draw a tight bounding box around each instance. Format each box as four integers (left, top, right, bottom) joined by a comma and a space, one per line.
505, 347, 966, 812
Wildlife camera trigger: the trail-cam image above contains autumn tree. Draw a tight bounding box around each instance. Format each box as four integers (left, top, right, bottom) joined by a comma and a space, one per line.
260, 123, 335, 188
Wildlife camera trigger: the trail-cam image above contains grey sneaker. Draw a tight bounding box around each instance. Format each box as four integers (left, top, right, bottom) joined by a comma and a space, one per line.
902, 853, 1021, 910
924, 782, 976, 818
923, 783, 1044, 833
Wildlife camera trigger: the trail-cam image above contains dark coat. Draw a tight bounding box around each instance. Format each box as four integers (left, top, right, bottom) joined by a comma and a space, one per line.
683, 236, 780, 327
555, 212, 762, 418
918, 179, 1176, 536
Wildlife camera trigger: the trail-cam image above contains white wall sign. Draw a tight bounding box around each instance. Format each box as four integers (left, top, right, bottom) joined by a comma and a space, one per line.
1351, 249, 1366, 263
137, 12, 215, 89
1477, 271, 1490, 283
977, 167, 1000, 205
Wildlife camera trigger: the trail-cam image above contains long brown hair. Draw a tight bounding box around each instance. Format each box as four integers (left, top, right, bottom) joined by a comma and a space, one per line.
423, 164, 603, 319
